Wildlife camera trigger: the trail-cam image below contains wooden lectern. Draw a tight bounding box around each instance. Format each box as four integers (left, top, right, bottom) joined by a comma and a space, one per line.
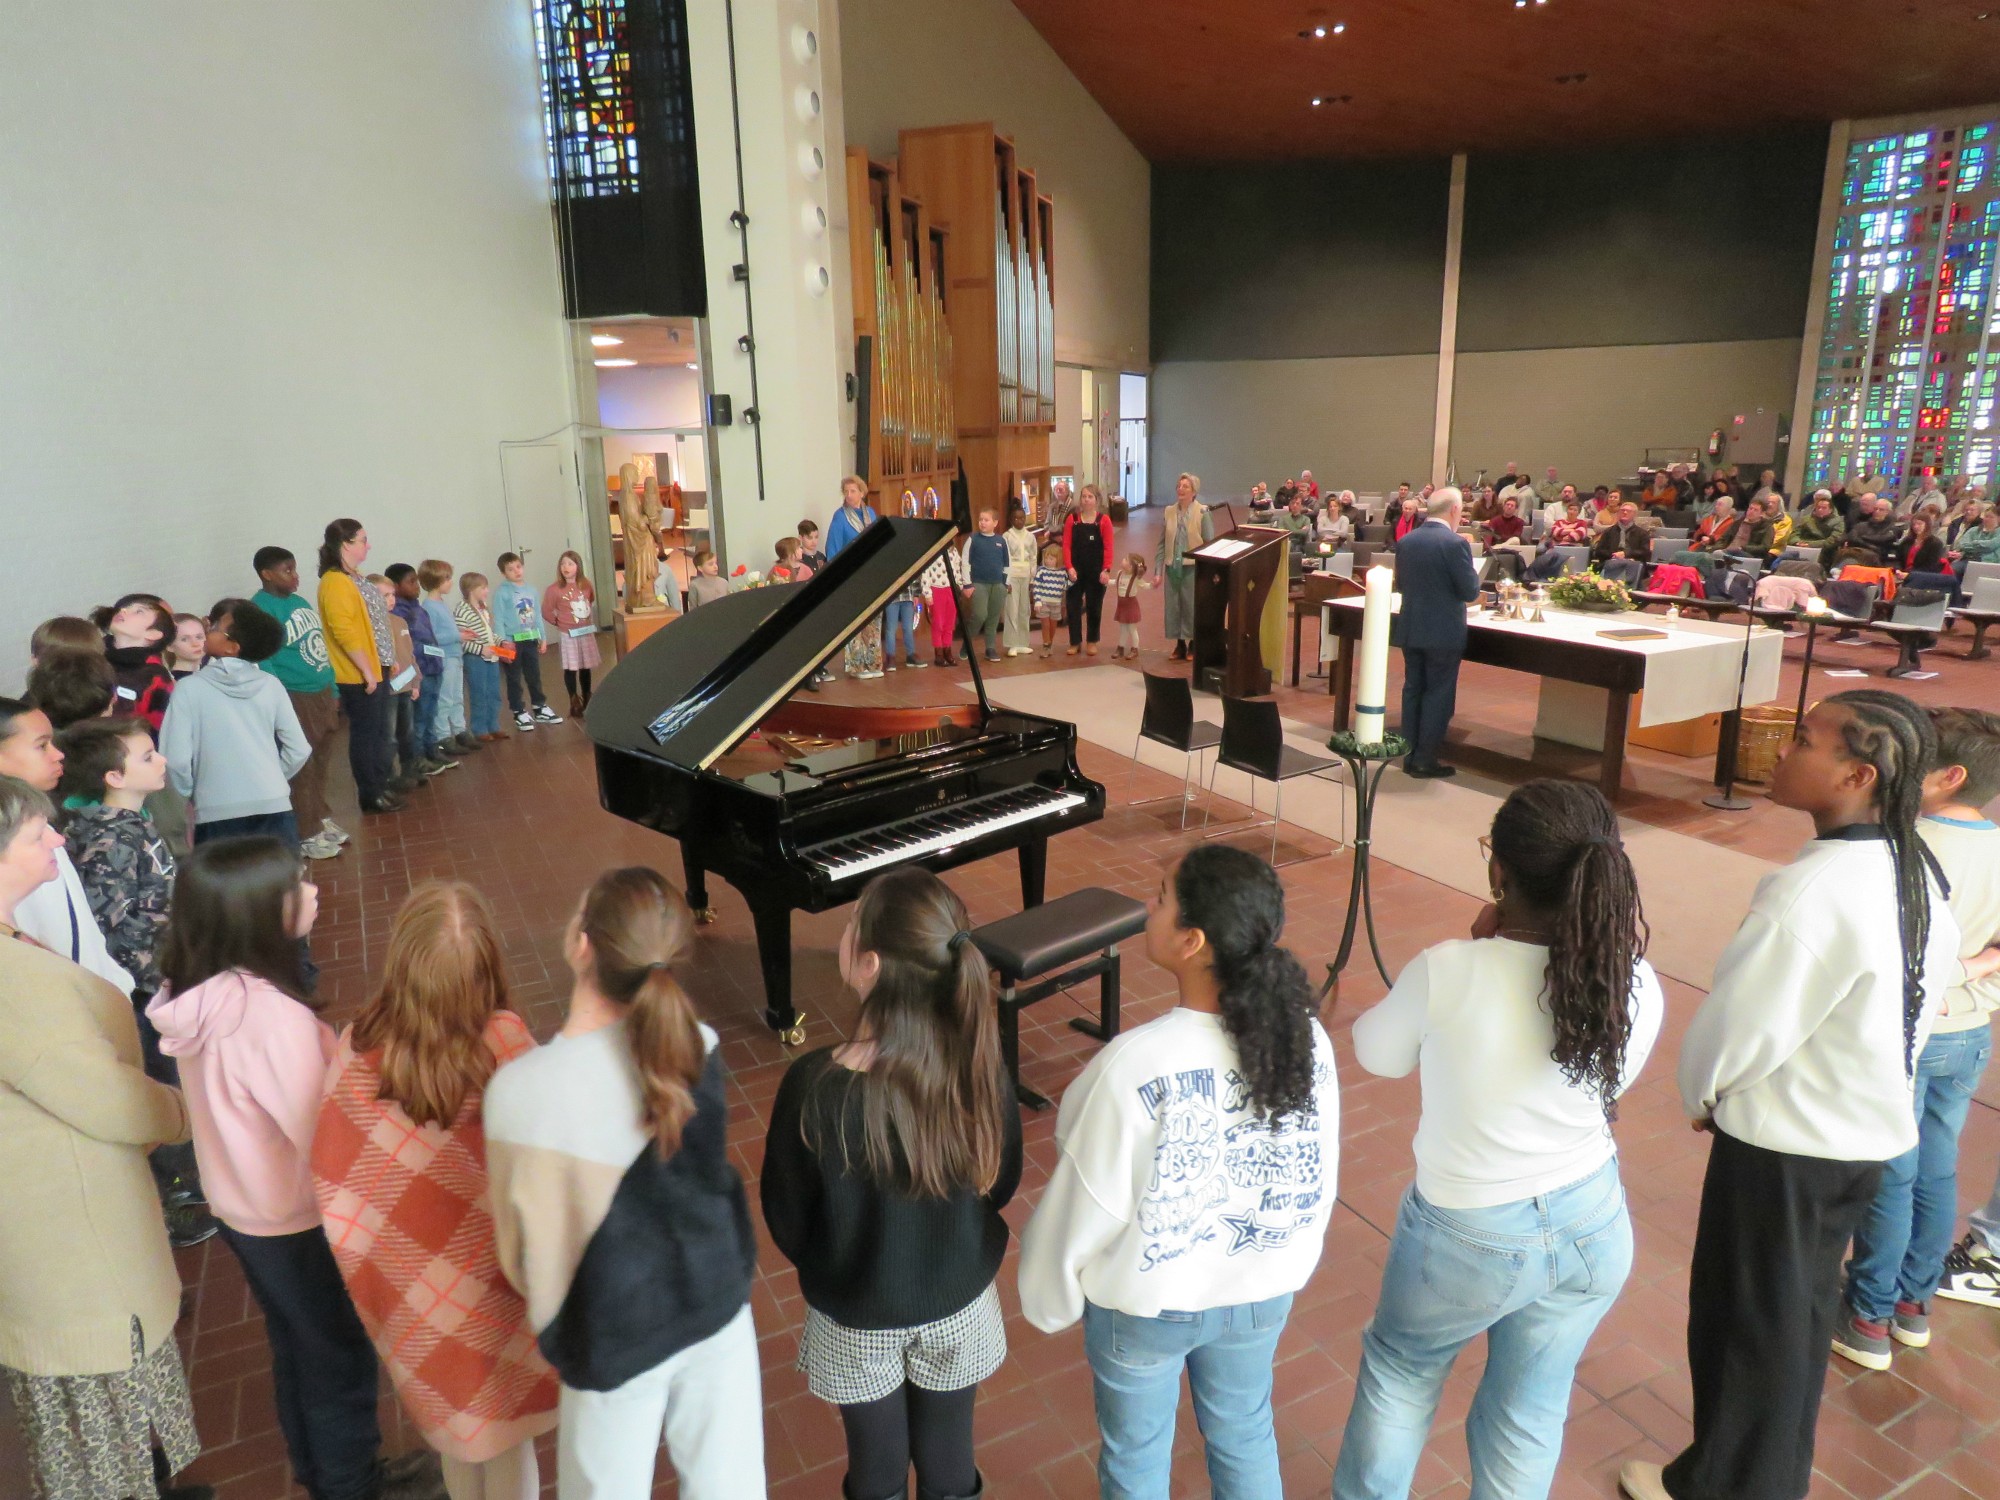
1192, 526, 1290, 697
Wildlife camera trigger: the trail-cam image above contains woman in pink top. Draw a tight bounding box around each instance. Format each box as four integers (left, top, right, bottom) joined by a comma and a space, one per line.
314, 881, 558, 1500
150, 838, 384, 1500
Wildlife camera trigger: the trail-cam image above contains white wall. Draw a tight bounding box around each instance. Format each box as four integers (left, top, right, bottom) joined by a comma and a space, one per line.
840, 0, 1151, 371
0, 1, 575, 681
596, 364, 710, 488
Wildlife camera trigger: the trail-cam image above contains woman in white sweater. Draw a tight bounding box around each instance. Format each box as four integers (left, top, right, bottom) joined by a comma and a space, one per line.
1337, 780, 1663, 1500
1019, 845, 1338, 1500
1622, 691, 1963, 1500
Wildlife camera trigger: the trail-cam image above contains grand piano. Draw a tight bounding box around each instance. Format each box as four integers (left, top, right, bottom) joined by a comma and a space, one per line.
587, 516, 1106, 1042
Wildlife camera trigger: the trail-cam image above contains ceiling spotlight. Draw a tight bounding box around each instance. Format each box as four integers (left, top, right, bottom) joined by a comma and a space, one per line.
684, 361, 699, 370
1311, 96, 1323, 106
1313, 25, 1326, 37
594, 358, 635, 368
1333, 22, 1345, 32
590, 333, 622, 347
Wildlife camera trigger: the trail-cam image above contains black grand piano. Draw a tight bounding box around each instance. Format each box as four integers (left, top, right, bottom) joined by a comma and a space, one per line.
587, 516, 1106, 1041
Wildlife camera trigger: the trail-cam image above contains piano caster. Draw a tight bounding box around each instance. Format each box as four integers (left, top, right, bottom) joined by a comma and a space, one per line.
692, 907, 717, 926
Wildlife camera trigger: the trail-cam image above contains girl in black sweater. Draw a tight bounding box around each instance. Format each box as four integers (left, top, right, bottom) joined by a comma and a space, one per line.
762, 868, 1022, 1500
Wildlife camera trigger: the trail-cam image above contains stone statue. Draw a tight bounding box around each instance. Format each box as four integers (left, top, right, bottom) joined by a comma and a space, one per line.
617, 463, 662, 611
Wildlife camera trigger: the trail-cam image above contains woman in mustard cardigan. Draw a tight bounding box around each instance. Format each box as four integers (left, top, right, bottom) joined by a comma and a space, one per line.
317, 518, 399, 815
0, 776, 204, 1500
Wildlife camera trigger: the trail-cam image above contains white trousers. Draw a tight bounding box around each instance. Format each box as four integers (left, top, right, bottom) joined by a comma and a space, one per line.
440, 1439, 539, 1500
557, 1303, 765, 1500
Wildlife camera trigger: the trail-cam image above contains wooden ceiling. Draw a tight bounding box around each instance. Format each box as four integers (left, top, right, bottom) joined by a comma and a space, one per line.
1008, 0, 2000, 161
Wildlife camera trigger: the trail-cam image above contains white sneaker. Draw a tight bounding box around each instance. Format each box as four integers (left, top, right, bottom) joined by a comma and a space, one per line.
1936, 1233, 2000, 1307
515, 711, 535, 731
908, 659, 930, 669
1008, 647, 1033, 656
854, 670, 885, 680
320, 819, 352, 846
532, 705, 564, 725
299, 834, 343, 861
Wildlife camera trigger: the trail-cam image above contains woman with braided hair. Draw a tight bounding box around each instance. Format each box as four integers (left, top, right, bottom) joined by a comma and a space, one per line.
1623, 691, 1963, 1500
1019, 845, 1338, 1500
761, 868, 1021, 1500
1336, 780, 1663, 1500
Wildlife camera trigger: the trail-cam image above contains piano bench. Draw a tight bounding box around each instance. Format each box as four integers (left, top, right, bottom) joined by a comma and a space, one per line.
971, 888, 1147, 1111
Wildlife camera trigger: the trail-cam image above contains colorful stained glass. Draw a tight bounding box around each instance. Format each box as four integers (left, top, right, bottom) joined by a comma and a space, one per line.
533, 0, 640, 198
1807, 120, 2000, 492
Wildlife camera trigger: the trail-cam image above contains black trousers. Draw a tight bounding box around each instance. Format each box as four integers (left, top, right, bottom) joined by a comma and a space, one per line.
1662, 1129, 1883, 1500
1398, 646, 1461, 766
219, 1224, 381, 1500
1066, 577, 1106, 646
839, 1381, 979, 1500
501, 646, 547, 712
336, 683, 391, 804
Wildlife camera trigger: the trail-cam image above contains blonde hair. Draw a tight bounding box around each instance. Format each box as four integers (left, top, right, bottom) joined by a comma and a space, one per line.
349, 882, 509, 1129
578, 868, 705, 1157
416, 559, 453, 593
1177, 472, 1201, 497
458, 571, 488, 601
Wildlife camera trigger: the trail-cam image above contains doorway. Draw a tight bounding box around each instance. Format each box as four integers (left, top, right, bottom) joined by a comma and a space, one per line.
1119, 371, 1149, 507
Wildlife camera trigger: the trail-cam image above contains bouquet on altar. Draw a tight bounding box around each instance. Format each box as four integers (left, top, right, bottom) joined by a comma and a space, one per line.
1546, 571, 1636, 612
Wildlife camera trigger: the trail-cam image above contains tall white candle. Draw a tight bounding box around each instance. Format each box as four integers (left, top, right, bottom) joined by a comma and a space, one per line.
1355, 565, 1396, 746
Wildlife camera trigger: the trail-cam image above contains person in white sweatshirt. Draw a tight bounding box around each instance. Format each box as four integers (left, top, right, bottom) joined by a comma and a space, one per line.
1018, 845, 1338, 1500
1338, 781, 1664, 1500
157, 600, 309, 846
0, 698, 133, 994
1622, 691, 1964, 1500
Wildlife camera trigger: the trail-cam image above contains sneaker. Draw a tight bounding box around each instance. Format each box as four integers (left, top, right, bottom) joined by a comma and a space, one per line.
361, 794, 403, 815
884, 661, 898, 671
515, 711, 536, 730
1831, 1309, 1894, 1370
421, 755, 459, 774
165, 1199, 219, 1249
854, 669, 885, 680
299, 834, 343, 861
448, 734, 482, 754
1892, 1300, 1931, 1347
532, 705, 564, 724
1618, 1460, 1670, 1500
1936, 1233, 2000, 1307
908, 658, 930, 669
321, 818, 351, 845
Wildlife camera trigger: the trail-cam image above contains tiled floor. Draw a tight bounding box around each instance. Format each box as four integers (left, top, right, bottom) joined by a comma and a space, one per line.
7, 508, 1999, 1499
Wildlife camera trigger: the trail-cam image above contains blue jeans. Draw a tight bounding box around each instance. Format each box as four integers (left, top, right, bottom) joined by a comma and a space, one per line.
194, 810, 300, 846
465, 656, 501, 736
1846, 1025, 1993, 1318
883, 601, 921, 664
1334, 1159, 1631, 1500
1083, 1292, 1292, 1500
414, 670, 444, 754
436, 656, 466, 738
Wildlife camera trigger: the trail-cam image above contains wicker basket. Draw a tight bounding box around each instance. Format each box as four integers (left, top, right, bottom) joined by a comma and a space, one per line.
1735, 705, 1797, 784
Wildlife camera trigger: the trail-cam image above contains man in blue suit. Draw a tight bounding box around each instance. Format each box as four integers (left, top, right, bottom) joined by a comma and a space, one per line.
1389, 486, 1482, 778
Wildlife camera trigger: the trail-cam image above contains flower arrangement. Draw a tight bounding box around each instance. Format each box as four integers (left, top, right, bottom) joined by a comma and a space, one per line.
1546, 570, 1636, 612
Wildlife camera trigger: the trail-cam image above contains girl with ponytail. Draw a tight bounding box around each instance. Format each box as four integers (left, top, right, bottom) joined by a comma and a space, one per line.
1337, 780, 1664, 1500
483, 868, 762, 1499
1624, 691, 1962, 1500
1019, 845, 1339, 1500
762, 868, 1021, 1500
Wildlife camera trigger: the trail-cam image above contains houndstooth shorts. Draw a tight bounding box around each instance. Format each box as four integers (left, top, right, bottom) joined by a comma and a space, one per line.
797, 1283, 1007, 1404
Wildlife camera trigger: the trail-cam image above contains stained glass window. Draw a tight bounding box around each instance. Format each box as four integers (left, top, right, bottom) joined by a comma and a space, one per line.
533, 0, 640, 197
1806, 119, 2000, 492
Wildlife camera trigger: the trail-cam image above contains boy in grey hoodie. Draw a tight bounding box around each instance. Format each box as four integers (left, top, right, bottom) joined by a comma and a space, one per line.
159, 599, 311, 846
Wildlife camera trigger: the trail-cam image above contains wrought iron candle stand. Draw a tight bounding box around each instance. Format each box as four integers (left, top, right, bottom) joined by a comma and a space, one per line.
1319, 729, 1410, 996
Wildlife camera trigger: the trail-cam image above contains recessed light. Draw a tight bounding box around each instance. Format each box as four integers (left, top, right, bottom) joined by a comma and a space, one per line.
1311, 96, 1323, 106
1313, 25, 1326, 37
590, 333, 622, 347
594, 358, 635, 368
1332, 22, 1345, 32
684, 362, 699, 370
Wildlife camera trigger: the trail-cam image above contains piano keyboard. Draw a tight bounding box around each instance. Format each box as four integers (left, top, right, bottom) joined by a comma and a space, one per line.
801, 785, 1088, 882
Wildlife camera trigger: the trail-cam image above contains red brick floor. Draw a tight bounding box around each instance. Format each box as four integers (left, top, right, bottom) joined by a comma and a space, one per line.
6, 511, 1998, 1499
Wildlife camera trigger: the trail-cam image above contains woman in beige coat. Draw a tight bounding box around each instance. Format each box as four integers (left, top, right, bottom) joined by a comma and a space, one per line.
0, 773, 204, 1500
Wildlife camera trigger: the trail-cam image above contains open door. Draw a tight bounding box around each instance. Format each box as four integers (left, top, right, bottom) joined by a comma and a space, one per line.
498, 440, 582, 598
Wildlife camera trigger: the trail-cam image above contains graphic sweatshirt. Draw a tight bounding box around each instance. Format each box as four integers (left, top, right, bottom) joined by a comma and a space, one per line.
1018, 1007, 1339, 1331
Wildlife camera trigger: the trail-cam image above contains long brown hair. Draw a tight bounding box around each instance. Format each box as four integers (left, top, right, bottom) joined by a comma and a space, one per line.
578, 868, 706, 1156
349, 882, 510, 1128
820, 869, 1009, 1198
158, 838, 315, 1006
554, 549, 595, 601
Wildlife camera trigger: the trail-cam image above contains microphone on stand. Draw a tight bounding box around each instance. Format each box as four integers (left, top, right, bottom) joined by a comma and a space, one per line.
1706, 564, 1759, 811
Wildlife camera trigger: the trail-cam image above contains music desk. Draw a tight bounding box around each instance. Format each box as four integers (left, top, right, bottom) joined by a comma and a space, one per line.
1319, 599, 1784, 798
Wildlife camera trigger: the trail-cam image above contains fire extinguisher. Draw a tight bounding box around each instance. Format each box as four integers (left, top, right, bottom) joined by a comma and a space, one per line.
1707, 429, 1725, 460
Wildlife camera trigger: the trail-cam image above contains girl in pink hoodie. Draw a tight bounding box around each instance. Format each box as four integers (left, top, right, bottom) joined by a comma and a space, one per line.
149, 837, 384, 1500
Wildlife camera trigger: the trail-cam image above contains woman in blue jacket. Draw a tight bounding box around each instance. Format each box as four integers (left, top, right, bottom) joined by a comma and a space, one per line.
827, 476, 884, 679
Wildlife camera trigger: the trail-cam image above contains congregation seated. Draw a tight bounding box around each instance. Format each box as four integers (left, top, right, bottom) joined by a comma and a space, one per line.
1793, 490, 1845, 548
1889, 513, 1948, 574
1316, 491, 1355, 544
1845, 493, 1904, 563
1950, 504, 2000, 568
1466, 485, 1504, 526
1273, 484, 1312, 538
1690, 497, 1739, 552
1726, 498, 1779, 564
1591, 501, 1653, 565
1393, 494, 1424, 543
1547, 498, 1592, 545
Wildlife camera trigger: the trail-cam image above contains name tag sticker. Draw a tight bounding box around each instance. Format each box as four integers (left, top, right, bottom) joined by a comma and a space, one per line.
421, 644, 443, 657
390, 666, 417, 691
567, 624, 596, 639
115, 686, 137, 700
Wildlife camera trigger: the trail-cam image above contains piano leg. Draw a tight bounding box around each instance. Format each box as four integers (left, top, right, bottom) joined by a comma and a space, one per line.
681, 847, 716, 926
1018, 838, 1048, 910
751, 901, 807, 1044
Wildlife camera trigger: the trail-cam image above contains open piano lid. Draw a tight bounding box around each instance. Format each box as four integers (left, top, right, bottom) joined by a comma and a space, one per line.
590, 516, 961, 772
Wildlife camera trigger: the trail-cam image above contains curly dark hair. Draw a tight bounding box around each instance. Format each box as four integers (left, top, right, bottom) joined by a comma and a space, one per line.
1827, 690, 1942, 1075
1488, 780, 1649, 1122
1171, 845, 1317, 1122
